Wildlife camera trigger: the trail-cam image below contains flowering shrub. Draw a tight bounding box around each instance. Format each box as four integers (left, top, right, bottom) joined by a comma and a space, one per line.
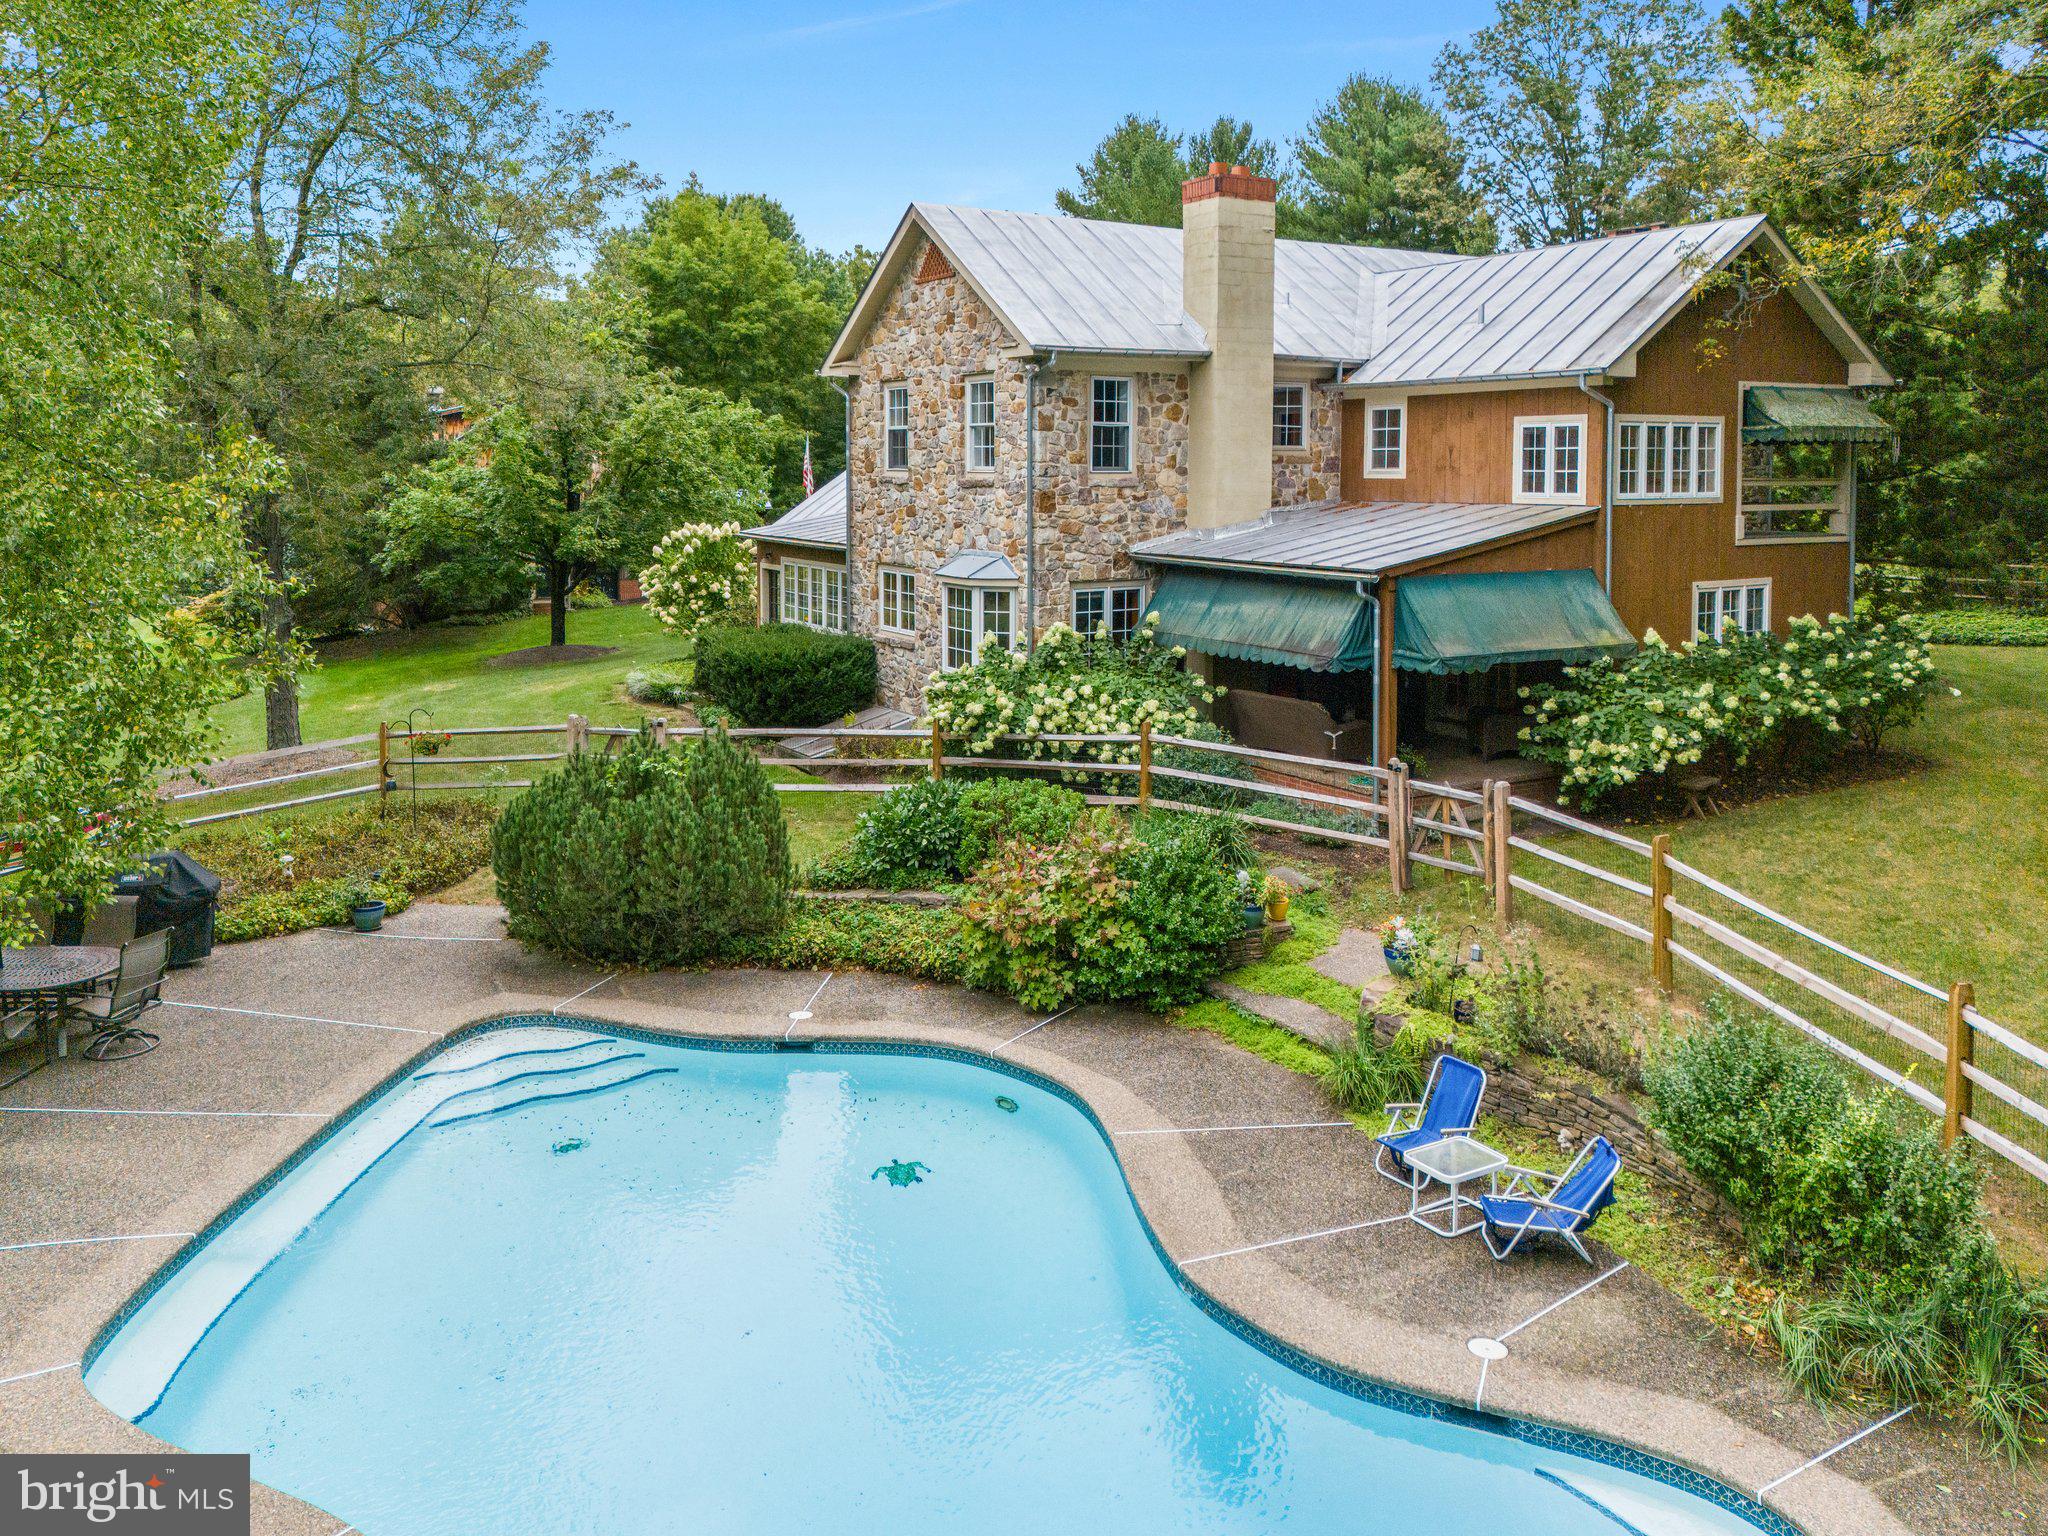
1520, 615, 1940, 806
960, 810, 1239, 1012
638, 521, 754, 635
923, 614, 1220, 763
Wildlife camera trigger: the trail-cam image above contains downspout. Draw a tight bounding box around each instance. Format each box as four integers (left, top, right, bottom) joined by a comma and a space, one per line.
1576, 374, 1617, 595
1023, 352, 1058, 652
828, 377, 852, 480
830, 377, 854, 632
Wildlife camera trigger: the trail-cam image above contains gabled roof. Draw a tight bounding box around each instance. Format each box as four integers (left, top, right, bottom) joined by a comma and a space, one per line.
741, 471, 846, 552
822, 206, 1890, 388
1132, 500, 1595, 580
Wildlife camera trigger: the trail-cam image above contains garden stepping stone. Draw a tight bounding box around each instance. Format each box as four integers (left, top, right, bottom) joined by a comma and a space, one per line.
1205, 981, 1354, 1053
1311, 928, 1402, 1008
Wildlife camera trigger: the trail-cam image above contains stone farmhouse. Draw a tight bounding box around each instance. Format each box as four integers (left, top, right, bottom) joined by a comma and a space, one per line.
742, 164, 1892, 771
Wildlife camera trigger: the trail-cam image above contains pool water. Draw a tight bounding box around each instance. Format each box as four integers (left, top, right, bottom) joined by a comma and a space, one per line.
88, 1023, 1784, 1536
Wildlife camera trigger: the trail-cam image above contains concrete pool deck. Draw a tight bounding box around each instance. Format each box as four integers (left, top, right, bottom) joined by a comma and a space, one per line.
0, 904, 2035, 1536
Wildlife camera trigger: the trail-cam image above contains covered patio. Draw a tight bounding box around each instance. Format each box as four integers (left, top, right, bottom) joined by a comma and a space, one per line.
1134, 501, 1637, 776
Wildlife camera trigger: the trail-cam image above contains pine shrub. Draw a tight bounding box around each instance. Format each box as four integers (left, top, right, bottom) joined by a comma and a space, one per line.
492, 726, 790, 965
695, 623, 876, 726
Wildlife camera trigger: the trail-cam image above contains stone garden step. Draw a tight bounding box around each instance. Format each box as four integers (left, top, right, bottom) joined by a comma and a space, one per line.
1309, 927, 1401, 1005
1205, 981, 1355, 1052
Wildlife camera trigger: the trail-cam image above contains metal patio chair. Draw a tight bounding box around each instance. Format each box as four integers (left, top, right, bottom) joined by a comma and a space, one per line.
63, 928, 169, 1062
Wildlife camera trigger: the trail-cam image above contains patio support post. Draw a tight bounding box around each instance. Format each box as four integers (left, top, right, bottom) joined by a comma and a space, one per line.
1137, 719, 1153, 811
1491, 780, 1513, 926
1943, 981, 1976, 1148
566, 714, 589, 756
1649, 833, 1673, 992
929, 722, 944, 781
1374, 577, 1398, 767
1387, 759, 1411, 894
376, 722, 391, 810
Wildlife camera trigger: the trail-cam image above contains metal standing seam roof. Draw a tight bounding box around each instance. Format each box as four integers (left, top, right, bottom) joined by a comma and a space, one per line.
740, 471, 847, 551
934, 549, 1020, 582
1132, 500, 1596, 579
896, 206, 1769, 380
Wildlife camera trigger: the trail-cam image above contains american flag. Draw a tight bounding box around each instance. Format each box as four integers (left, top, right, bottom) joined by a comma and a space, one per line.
801, 435, 814, 498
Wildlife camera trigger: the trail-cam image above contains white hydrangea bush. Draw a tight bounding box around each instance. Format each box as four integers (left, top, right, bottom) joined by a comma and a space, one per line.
1521, 614, 1940, 806
923, 613, 1220, 762
638, 521, 755, 636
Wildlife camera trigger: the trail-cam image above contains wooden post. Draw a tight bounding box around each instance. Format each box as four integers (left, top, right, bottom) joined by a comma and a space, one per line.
929, 722, 944, 781
1649, 833, 1673, 992
1943, 981, 1976, 1148
651, 716, 669, 750
1137, 719, 1153, 812
1479, 778, 1496, 896
376, 721, 391, 810
1492, 779, 1513, 926
565, 713, 589, 756
1387, 759, 1411, 895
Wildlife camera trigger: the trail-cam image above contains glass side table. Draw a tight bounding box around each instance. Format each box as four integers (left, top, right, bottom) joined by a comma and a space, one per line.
1403, 1134, 1507, 1238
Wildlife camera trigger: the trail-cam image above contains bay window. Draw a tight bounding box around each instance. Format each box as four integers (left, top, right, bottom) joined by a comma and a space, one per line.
944, 584, 1014, 667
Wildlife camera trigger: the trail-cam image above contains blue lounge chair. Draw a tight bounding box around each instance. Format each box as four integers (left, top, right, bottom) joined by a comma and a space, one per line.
1374, 1054, 1486, 1188
1477, 1136, 1621, 1263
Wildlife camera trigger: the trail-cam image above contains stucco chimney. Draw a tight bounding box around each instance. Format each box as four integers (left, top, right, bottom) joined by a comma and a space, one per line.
1182, 163, 1276, 529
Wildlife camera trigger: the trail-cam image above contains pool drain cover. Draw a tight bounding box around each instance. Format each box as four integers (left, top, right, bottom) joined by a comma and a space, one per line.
1467, 1337, 1508, 1361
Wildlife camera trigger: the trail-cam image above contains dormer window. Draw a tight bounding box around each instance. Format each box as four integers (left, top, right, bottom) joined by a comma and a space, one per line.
1090, 378, 1131, 473
1272, 385, 1305, 449
884, 385, 910, 472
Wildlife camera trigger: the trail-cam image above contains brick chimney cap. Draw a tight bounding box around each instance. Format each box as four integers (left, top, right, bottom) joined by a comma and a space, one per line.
1182, 165, 1278, 205
1229, 164, 1247, 176
1208, 160, 1225, 175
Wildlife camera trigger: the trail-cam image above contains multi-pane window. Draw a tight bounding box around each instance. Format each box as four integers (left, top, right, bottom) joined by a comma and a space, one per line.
966, 377, 997, 473
1617, 418, 1721, 499
943, 585, 1015, 667
1090, 377, 1131, 472
1367, 404, 1404, 475
1272, 385, 1305, 449
1694, 580, 1769, 640
883, 385, 910, 471
1072, 583, 1146, 642
782, 560, 847, 632
1739, 438, 1848, 539
879, 568, 916, 633
1515, 418, 1584, 501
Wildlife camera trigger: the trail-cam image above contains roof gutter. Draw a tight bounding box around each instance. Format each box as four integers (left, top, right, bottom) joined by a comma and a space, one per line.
1024, 352, 1058, 652
1576, 372, 1617, 595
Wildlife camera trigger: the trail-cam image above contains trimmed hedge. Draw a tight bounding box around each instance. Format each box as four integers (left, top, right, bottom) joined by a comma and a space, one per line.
695, 623, 876, 726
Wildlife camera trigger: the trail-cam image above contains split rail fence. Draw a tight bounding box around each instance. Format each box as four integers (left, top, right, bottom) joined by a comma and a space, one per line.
141, 712, 2048, 1189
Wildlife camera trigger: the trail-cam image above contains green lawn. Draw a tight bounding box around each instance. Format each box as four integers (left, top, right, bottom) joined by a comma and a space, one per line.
210, 605, 688, 755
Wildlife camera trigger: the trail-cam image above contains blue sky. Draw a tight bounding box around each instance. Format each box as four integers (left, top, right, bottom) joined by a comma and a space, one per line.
523, 0, 1498, 254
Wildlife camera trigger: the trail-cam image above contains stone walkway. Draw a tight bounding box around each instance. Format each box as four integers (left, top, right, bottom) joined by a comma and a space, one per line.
0, 905, 2027, 1536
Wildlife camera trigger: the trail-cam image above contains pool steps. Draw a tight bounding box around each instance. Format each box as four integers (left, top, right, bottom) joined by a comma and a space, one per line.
88, 1023, 648, 1421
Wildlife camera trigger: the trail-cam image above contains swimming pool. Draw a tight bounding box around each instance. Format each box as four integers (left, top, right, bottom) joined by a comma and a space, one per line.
88, 1020, 1795, 1535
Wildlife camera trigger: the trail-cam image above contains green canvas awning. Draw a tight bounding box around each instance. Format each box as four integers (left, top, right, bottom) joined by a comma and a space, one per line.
1392, 569, 1636, 675
1147, 569, 1375, 673
1742, 385, 1893, 445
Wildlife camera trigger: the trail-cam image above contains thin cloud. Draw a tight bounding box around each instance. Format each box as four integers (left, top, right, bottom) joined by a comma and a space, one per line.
760, 0, 975, 44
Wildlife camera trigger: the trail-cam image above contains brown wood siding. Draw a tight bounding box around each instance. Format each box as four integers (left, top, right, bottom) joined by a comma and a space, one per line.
754, 539, 846, 568
1342, 385, 1605, 506
1607, 286, 1853, 641
1408, 519, 1598, 578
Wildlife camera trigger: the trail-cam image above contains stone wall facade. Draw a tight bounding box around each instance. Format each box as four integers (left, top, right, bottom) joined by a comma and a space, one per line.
828, 232, 1353, 712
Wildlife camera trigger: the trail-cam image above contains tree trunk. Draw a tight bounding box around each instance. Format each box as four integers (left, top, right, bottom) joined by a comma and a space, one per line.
548, 563, 568, 648
257, 493, 301, 750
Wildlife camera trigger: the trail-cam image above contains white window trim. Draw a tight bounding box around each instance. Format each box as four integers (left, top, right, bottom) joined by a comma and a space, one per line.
1272, 383, 1307, 453
1691, 578, 1772, 641
1363, 396, 1407, 479
882, 382, 910, 475
1511, 414, 1588, 504
1090, 376, 1133, 475
942, 581, 1019, 669
964, 374, 997, 477
782, 558, 848, 633
878, 566, 917, 635
1616, 415, 1724, 502
1733, 381, 1853, 546
1070, 581, 1149, 640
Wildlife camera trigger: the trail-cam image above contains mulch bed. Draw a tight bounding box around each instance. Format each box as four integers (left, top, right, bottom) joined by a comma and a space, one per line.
484, 644, 617, 668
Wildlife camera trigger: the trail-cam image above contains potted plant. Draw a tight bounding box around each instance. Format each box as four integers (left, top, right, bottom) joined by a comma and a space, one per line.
1262, 873, 1291, 923
343, 876, 387, 932
411, 729, 453, 757
1377, 915, 1417, 976
1234, 868, 1265, 929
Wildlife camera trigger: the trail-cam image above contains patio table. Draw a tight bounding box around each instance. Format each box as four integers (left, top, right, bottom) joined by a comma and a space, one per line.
1404, 1134, 1508, 1238
0, 946, 120, 1089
